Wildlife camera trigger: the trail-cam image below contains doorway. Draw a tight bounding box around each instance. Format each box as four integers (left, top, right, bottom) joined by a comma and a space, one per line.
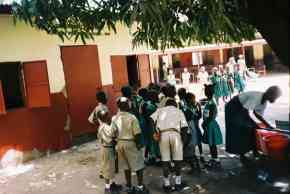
126, 55, 140, 87
0, 62, 24, 110
245, 46, 254, 67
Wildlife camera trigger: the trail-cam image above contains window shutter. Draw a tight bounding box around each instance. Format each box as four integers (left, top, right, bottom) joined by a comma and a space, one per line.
0, 80, 6, 115
23, 60, 51, 108
111, 56, 129, 91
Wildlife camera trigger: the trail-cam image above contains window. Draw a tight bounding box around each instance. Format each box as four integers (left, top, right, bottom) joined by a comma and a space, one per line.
0, 60, 51, 114
0, 62, 25, 110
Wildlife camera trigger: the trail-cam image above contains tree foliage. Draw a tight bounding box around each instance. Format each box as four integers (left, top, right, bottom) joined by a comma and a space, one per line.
12, 0, 256, 50
12, 0, 288, 65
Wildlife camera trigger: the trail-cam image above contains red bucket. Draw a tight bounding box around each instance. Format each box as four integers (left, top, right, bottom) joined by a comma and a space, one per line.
263, 134, 289, 160
256, 129, 277, 153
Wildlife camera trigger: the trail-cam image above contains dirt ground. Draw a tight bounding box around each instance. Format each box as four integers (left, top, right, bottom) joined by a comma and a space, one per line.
0, 142, 289, 194
0, 74, 289, 194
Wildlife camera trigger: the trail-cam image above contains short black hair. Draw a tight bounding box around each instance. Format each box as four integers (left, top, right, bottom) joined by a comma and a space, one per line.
166, 85, 177, 98
204, 84, 215, 98
165, 98, 177, 107
138, 88, 149, 101
97, 109, 109, 123
265, 86, 281, 96
185, 92, 195, 104
161, 86, 168, 96
178, 88, 187, 100
121, 86, 133, 98
148, 83, 155, 90
117, 97, 130, 112
148, 90, 159, 103
96, 91, 107, 104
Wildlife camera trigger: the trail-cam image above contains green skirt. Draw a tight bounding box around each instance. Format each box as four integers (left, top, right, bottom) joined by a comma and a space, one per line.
221, 79, 230, 97
202, 120, 223, 145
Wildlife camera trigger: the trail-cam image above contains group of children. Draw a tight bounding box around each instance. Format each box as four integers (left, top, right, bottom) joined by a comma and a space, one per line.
89, 82, 224, 194
210, 64, 246, 105
166, 57, 248, 106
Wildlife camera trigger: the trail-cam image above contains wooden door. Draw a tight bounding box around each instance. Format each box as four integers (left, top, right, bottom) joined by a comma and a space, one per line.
61, 45, 102, 136
111, 55, 129, 91
23, 60, 51, 108
137, 54, 151, 87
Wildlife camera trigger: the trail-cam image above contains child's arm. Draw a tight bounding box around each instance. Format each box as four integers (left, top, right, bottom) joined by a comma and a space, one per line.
253, 111, 274, 129
195, 103, 202, 120
202, 104, 216, 128
132, 118, 143, 150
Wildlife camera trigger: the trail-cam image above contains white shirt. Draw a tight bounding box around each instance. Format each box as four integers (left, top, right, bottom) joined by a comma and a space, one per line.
151, 106, 188, 132
88, 103, 108, 124
226, 62, 235, 73
111, 112, 141, 140
237, 59, 247, 72
168, 74, 176, 82
197, 71, 209, 84
182, 72, 191, 82
98, 123, 117, 146
238, 91, 267, 115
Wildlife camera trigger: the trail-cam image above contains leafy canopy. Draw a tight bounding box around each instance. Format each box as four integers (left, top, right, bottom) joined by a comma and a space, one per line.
12, 0, 257, 50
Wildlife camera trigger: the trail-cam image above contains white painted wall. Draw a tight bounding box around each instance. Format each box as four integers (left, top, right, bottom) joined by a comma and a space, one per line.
0, 15, 150, 93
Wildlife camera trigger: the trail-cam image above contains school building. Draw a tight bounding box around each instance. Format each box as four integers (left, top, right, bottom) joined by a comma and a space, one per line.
0, 4, 278, 165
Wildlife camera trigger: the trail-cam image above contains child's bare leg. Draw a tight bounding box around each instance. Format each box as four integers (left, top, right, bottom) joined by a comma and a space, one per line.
198, 143, 203, 156
136, 169, 144, 187
209, 145, 218, 159
162, 162, 171, 186
124, 170, 132, 188
104, 178, 111, 191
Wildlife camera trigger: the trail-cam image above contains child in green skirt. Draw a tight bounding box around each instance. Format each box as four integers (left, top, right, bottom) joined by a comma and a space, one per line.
220, 69, 231, 102
202, 84, 223, 168
234, 65, 246, 94
210, 68, 222, 105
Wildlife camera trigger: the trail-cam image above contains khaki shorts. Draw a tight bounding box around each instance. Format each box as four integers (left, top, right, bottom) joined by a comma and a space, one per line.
100, 146, 116, 180
117, 141, 145, 171
159, 131, 183, 162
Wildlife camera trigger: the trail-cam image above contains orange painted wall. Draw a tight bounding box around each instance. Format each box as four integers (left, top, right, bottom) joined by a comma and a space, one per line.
0, 93, 71, 159
179, 52, 193, 67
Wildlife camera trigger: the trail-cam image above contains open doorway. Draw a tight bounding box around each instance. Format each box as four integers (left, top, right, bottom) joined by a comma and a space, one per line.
245, 46, 254, 67
0, 62, 24, 110
126, 55, 139, 87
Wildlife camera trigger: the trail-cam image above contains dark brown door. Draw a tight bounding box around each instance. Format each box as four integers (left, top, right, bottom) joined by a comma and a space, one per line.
61, 45, 102, 136
137, 54, 151, 87
111, 55, 129, 91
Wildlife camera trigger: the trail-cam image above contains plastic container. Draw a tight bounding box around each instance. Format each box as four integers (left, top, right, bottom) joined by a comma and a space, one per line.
263, 134, 289, 160
256, 129, 277, 153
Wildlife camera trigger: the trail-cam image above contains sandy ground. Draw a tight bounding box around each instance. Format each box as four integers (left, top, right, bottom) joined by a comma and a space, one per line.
0, 74, 289, 194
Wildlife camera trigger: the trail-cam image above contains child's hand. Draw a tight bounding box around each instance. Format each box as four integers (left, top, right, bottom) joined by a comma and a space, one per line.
112, 140, 117, 146
136, 144, 143, 150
